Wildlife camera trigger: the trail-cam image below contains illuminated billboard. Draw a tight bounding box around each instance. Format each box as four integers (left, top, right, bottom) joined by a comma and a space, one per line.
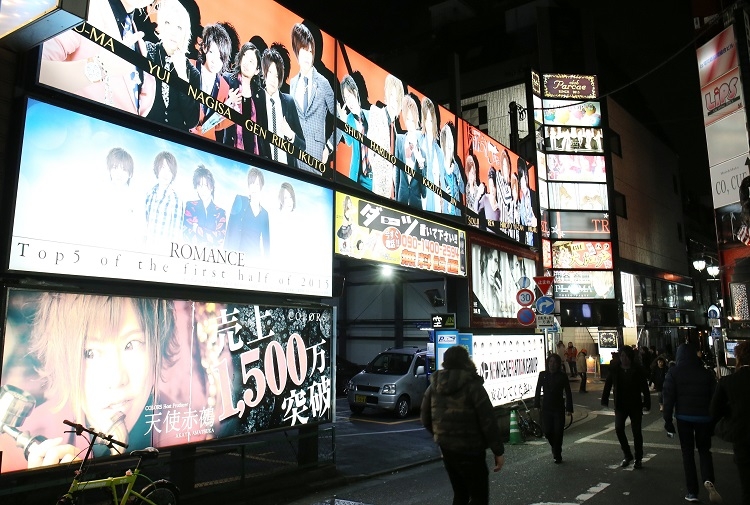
462, 124, 538, 246
547, 182, 608, 211
546, 154, 606, 182
538, 100, 602, 127
471, 334, 545, 407
0, 288, 333, 474
334, 193, 466, 276
543, 127, 603, 153
8, 99, 333, 296
469, 234, 537, 328
551, 241, 613, 270
553, 270, 615, 299
542, 74, 598, 100
37, 0, 337, 178
547, 211, 611, 240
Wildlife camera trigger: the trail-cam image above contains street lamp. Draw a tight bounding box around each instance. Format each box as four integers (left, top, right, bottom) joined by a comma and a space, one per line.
693, 259, 706, 271
707, 265, 720, 277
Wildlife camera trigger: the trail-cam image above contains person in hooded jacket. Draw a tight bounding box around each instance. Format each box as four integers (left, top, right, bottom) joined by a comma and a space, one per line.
534, 353, 574, 463
421, 345, 505, 505
663, 342, 722, 503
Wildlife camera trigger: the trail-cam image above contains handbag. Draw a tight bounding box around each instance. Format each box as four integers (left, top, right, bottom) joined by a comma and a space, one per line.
714, 415, 740, 443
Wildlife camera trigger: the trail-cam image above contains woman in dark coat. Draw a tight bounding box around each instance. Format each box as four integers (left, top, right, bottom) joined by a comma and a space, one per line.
534, 353, 573, 463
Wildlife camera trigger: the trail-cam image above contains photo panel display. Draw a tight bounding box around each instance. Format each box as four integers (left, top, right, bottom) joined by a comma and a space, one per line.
547, 182, 608, 211
37, 0, 337, 178
334, 192, 467, 276
553, 269, 615, 299
546, 154, 606, 182
333, 43, 464, 220
547, 211, 611, 240
539, 99, 602, 127
551, 241, 613, 270
544, 126, 603, 153
469, 234, 538, 328
8, 99, 333, 296
0, 288, 333, 474
461, 124, 538, 246
471, 334, 546, 407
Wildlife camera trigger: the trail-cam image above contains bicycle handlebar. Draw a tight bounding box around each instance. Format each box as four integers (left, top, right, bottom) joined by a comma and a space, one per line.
63, 420, 128, 449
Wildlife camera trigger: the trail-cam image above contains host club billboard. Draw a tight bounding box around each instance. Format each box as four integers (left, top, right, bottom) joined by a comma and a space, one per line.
8, 99, 333, 297
0, 288, 333, 474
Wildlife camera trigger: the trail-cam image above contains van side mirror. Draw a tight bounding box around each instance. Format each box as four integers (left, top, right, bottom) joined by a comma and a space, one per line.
416, 365, 425, 375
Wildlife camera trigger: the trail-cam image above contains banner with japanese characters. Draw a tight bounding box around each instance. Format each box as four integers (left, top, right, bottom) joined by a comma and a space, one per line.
334, 192, 467, 276
0, 288, 332, 474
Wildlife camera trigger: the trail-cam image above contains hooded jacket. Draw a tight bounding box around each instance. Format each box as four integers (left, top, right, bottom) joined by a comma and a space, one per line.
662, 343, 716, 423
421, 367, 504, 456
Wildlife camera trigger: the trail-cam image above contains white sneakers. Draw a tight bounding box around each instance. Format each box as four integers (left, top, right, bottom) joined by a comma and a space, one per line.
704, 481, 722, 503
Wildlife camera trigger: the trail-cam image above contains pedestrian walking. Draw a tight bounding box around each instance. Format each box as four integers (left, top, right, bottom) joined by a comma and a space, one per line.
557, 340, 568, 375
601, 345, 651, 469
565, 341, 578, 377
534, 353, 573, 463
710, 340, 750, 505
577, 349, 588, 392
650, 355, 668, 411
663, 342, 722, 503
421, 345, 505, 505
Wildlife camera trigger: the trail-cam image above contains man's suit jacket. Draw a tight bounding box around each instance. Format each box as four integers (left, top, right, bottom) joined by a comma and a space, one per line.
146, 42, 200, 131
254, 88, 306, 170
40, 0, 155, 116
394, 133, 426, 209
289, 68, 334, 173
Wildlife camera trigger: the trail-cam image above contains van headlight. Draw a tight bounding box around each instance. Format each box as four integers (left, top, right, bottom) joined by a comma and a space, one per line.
382, 384, 396, 394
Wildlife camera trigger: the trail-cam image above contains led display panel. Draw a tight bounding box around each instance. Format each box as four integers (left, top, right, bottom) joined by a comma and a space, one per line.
0, 288, 333, 474
546, 154, 606, 182
471, 334, 546, 407
469, 234, 537, 328
553, 270, 615, 299
544, 126, 603, 153
462, 124, 538, 246
36, 0, 337, 178
333, 43, 463, 220
547, 182, 608, 211
334, 192, 467, 276
547, 211, 611, 240
8, 99, 333, 296
551, 241, 613, 270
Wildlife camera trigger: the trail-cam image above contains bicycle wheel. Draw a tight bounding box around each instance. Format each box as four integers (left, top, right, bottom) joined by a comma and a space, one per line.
139, 481, 179, 505
529, 419, 544, 438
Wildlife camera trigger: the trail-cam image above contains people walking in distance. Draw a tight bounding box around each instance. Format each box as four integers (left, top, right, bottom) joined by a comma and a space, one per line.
534, 353, 573, 463
663, 342, 721, 503
711, 340, 750, 505
421, 345, 504, 505
650, 355, 669, 411
577, 349, 588, 393
565, 341, 578, 377
556, 340, 568, 375
601, 345, 651, 469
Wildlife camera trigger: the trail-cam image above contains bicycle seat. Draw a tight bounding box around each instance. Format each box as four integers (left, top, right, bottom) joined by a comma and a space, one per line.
131, 447, 159, 459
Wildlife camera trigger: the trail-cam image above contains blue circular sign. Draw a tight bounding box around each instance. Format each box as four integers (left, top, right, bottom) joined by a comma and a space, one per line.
517, 307, 536, 326
518, 276, 531, 289
535, 296, 555, 315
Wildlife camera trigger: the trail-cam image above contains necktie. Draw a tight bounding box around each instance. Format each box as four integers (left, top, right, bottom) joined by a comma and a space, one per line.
303, 76, 309, 113
161, 54, 172, 108
270, 98, 278, 161
359, 115, 370, 178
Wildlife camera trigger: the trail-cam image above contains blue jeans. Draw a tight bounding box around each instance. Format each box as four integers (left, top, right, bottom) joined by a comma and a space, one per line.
440, 447, 489, 505
676, 418, 715, 496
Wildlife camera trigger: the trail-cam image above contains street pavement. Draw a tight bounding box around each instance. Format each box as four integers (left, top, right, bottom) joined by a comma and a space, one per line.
191, 376, 744, 505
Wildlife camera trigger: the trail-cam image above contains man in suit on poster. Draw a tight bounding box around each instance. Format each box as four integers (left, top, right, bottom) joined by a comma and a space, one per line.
39, 0, 156, 116
255, 47, 306, 169
289, 23, 335, 174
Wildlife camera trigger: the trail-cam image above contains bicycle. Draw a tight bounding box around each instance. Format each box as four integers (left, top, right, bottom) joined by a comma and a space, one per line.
56, 420, 179, 505
508, 396, 543, 441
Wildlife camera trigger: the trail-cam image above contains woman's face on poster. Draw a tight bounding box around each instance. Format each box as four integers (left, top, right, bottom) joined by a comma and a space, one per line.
82, 301, 154, 435
204, 42, 224, 74
240, 50, 258, 79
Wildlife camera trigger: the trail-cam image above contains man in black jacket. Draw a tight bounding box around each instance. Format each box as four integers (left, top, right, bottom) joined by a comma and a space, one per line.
535, 353, 573, 463
421, 345, 505, 505
601, 345, 651, 469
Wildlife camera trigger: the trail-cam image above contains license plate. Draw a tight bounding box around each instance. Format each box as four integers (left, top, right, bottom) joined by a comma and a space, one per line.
355, 395, 366, 404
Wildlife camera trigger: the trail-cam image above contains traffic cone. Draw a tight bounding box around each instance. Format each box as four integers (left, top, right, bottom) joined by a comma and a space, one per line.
509, 409, 523, 444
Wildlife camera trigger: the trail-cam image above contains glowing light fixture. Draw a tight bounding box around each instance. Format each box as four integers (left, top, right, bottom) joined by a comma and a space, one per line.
707, 265, 720, 277
693, 259, 706, 271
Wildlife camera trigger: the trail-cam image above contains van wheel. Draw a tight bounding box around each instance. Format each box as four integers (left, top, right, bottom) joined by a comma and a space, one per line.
350, 404, 365, 414
395, 396, 410, 419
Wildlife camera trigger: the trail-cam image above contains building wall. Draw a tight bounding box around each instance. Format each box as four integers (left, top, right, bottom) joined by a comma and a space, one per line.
608, 97, 689, 276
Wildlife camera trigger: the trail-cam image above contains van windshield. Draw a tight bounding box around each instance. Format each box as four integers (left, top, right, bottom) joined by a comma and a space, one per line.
365, 352, 412, 375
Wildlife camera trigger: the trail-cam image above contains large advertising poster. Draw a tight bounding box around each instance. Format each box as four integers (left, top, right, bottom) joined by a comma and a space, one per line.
333, 43, 464, 220
8, 99, 333, 296
547, 182, 608, 211
553, 270, 615, 299
471, 334, 545, 407
544, 127, 603, 153
334, 192, 466, 276
537, 100, 602, 127
547, 211, 611, 240
546, 154, 606, 182
36, 0, 337, 178
551, 241, 613, 270
0, 288, 333, 474
461, 124, 538, 246
469, 234, 537, 328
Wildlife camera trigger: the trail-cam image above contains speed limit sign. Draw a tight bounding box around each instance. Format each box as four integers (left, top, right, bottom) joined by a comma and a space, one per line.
516, 288, 535, 307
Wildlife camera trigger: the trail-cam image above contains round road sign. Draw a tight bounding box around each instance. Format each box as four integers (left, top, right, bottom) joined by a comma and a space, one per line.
516, 288, 535, 307
517, 307, 536, 326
